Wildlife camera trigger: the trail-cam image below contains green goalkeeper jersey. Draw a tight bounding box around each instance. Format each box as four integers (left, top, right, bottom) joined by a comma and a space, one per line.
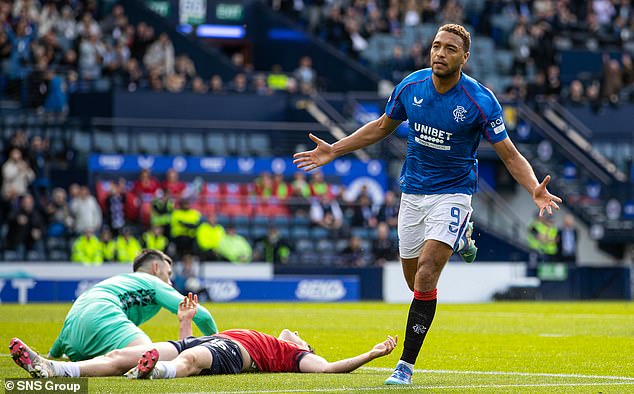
49, 272, 217, 359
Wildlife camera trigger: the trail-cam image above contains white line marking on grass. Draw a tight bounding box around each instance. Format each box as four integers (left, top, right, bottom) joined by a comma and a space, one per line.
445, 311, 634, 320
187, 382, 634, 394
538, 333, 565, 337
362, 367, 634, 381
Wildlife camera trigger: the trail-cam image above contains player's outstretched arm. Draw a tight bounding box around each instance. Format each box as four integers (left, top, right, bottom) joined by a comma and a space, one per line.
299, 335, 397, 373
493, 138, 562, 216
178, 293, 198, 339
154, 279, 218, 334
293, 114, 401, 172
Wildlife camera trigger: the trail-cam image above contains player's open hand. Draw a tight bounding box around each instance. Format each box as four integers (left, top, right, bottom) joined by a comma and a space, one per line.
370, 335, 398, 358
293, 133, 336, 172
532, 175, 562, 216
178, 292, 198, 322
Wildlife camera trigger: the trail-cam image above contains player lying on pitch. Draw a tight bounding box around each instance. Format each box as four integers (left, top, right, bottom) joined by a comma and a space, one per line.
11, 294, 397, 378
48, 249, 217, 362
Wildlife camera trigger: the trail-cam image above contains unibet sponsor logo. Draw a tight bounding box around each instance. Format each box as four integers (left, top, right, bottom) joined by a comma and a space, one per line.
412, 122, 453, 151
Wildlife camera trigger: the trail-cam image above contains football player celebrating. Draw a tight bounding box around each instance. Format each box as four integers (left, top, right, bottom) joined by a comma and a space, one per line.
294, 24, 561, 385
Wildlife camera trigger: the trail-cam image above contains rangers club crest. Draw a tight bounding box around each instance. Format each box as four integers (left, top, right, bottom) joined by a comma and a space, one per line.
453, 105, 467, 122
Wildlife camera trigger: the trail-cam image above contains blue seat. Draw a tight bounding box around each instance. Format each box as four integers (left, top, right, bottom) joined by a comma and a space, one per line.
291, 225, 310, 239
310, 227, 329, 239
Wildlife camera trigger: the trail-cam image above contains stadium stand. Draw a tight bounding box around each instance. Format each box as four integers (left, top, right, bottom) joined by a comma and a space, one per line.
0, 0, 633, 266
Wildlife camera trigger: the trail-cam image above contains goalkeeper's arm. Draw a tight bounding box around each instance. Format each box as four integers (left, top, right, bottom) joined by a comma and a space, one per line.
154, 279, 218, 335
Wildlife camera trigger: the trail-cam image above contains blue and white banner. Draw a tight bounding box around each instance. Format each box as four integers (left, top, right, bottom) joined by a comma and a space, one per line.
89, 154, 388, 191
203, 277, 359, 302
0, 276, 359, 303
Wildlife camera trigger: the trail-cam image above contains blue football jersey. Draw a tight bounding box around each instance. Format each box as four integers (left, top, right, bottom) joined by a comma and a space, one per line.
385, 68, 508, 195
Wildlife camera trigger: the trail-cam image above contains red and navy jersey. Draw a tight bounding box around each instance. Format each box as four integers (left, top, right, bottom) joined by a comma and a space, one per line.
216, 329, 309, 372
385, 68, 508, 195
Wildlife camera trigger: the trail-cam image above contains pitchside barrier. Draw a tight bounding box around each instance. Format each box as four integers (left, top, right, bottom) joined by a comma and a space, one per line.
0, 263, 630, 303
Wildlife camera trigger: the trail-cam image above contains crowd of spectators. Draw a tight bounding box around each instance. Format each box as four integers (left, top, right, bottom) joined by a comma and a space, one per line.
1, 129, 398, 266
0, 1, 321, 114
275, 0, 634, 109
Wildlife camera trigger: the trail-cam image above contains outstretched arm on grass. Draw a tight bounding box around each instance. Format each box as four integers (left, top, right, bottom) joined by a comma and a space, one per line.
299, 335, 397, 373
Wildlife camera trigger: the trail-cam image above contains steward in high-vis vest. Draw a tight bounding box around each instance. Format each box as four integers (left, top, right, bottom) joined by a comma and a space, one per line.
100, 226, 116, 262
72, 230, 103, 265
527, 216, 559, 261
142, 225, 168, 253
115, 228, 142, 263
170, 199, 201, 257
151, 192, 174, 235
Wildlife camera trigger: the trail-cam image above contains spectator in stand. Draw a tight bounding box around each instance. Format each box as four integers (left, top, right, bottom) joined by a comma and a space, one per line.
558, 214, 578, 264
55, 6, 78, 51
509, 23, 532, 75
7, 193, 45, 260
544, 65, 562, 98
267, 64, 289, 91
71, 185, 102, 234
78, 33, 105, 80
103, 180, 126, 236
191, 77, 207, 94
100, 226, 116, 262
372, 222, 397, 266
253, 73, 273, 96
133, 169, 161, 201
71, 228, 103, 265
253, 227, 292, 264
564, 80, 586, 106
214, 224, 252, 263
2, 147, 35, 205
293, 56, 316, 93
273, 173, 289, 200
164, 72, 186, 93
376, 190, 399, 229
309, 171, 330, 198
151, 190, 174, 236
142, 224, 168, 253
131, 22, 154, 62
28, 136, 50, 200
350, 194, 377, 228
229, 73, 248, 93
46, 187, 74, 238
174, 54, 196, 83
114, 226, 142, 263
77, 12, 101, 39
162, 168, 186, 198
123, 58, 144, 91
602, 55, 623, 106
170, 199, 201, 259
310, 194, 343, 231
144, 33, 174, 76
209, 74, 224, 93
288, 171, 311, 215
337, 236, 369, 267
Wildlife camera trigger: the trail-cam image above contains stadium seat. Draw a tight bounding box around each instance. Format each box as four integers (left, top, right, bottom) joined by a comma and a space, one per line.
182, 133, 205, 156
137, 132, 165, 155
291, 225, 310, 240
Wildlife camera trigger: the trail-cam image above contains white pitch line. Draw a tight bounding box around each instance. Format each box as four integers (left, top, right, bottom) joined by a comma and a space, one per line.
362, 367, 634, 381
185, 381, 634, 394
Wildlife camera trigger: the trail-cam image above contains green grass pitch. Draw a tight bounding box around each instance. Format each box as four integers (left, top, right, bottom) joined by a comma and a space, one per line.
1, 302, 633, 393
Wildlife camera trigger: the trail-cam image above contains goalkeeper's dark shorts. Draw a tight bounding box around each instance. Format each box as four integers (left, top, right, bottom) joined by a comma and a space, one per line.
168, 335, 243, 375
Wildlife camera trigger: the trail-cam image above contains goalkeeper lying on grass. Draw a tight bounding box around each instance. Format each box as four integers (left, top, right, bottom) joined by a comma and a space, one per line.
11, 294, 396, 379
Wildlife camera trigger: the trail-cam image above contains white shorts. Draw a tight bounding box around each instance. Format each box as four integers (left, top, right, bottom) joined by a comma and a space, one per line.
398, 193, 473, 259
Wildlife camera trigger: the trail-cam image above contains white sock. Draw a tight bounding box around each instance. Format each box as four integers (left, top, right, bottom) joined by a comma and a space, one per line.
155, 361, 176, 379
396, 360, 415, 372
51, 361, 80, 377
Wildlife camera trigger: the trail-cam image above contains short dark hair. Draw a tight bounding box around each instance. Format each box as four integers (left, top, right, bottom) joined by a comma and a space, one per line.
438, 24, 471, 52
133, 249, 172, 272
